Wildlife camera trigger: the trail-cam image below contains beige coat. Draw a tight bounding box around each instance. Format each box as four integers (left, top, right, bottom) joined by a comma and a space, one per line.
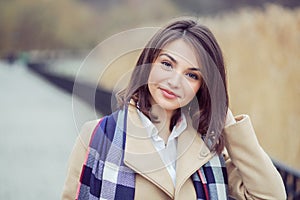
61, 105, 286, 199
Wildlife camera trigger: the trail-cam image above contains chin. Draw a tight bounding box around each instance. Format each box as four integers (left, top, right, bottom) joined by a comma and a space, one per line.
157, 101, 181, 111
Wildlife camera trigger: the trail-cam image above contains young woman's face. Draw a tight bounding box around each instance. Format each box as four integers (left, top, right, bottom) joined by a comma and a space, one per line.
148, 39, 202, 112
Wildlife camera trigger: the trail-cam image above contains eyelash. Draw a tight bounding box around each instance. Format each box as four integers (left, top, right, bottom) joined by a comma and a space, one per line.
160, 59, 200, 80
185, 72, 199, 80
160, 61, 173, 70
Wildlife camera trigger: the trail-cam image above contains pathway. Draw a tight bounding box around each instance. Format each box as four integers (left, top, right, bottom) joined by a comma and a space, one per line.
0, 61, 95, 199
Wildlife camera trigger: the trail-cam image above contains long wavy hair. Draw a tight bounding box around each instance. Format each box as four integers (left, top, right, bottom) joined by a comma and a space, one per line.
118, 18, 228, 154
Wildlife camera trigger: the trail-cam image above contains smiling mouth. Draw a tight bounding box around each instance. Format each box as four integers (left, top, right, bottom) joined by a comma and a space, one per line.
159, 87, 180, 99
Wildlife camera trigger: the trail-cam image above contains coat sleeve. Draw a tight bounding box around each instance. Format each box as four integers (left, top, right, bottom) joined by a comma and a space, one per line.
61, 120, 100, 200
223, 115, 286, 200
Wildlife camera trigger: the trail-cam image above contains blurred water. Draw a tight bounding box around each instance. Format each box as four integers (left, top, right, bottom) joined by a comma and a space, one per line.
0, 61, 94, 199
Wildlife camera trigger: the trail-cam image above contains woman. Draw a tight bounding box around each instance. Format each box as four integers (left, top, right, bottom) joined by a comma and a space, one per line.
62, 18, 286, 199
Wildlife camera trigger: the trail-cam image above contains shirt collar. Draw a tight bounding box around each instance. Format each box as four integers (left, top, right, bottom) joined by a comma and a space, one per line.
170, 114, 187, 140
136, 108, 187, 140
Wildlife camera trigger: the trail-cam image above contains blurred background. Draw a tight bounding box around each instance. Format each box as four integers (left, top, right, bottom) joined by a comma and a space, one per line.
1, 0, 300, 199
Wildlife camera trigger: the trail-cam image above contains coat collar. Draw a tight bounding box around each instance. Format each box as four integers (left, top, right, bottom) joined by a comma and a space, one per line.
175, 115, 214, 195
123, 103, 214, 198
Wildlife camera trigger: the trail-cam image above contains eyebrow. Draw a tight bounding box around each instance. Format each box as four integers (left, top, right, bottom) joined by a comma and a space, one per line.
159, 53, 201, 72
159, 53, 177, 64
188, 67, 201, 72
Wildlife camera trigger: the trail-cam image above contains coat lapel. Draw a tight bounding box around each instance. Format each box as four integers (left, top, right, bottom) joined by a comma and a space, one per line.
175, 115, 215, 196
123, 103, 215, 199
124, 104, 175, 198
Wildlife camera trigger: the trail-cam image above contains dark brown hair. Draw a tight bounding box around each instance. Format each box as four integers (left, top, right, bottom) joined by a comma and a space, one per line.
118, 18, 228, 154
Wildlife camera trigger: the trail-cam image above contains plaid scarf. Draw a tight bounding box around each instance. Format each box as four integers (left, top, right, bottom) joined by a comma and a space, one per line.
76, 109, 228, 199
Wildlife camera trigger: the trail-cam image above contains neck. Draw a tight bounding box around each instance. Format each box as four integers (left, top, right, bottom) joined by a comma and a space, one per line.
150, 104, 174, 143
150, 104, 173, 122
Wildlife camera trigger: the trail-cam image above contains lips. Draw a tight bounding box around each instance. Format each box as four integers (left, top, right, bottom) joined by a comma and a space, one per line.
159, 87, 179, 99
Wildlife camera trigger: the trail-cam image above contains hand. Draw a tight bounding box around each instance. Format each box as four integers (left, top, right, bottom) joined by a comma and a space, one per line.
225, 108, 236, 127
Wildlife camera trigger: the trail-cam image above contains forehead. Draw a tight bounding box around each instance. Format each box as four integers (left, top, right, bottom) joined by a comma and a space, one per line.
159, 39, 200, 68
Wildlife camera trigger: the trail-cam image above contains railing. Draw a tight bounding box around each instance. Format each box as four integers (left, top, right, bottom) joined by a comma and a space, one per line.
27, 62, 113, 115
27, 61, 300, 200
273, 159, 300, 199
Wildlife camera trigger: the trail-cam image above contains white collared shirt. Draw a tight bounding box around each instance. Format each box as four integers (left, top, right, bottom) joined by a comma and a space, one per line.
137, 109, 187, 186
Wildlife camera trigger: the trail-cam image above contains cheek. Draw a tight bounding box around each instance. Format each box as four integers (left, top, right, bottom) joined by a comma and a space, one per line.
186, 86, 199, 99
192, 83, 201, 94
184, 79, 201, 96
148, 65, 167, 84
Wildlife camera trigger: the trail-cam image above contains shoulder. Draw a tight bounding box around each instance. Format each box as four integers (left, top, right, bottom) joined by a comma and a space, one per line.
79, 110, 124, 146
78, 119, 101, 148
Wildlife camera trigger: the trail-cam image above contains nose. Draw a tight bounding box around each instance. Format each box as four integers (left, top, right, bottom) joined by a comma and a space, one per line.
167, 72, 181, 88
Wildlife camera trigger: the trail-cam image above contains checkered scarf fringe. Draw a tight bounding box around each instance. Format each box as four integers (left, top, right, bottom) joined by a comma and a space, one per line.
76, 109, 228, 200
